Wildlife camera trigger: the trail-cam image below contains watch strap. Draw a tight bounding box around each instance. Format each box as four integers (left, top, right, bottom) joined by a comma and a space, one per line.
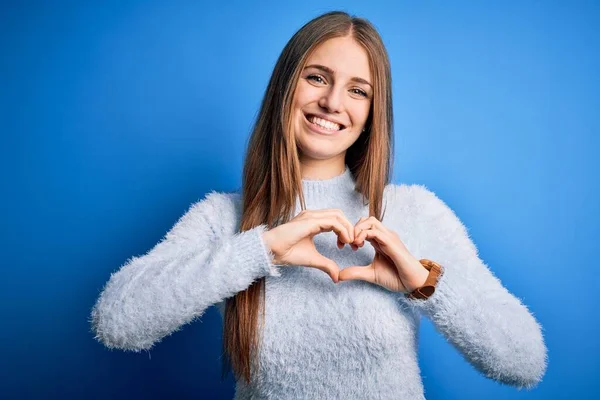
406, 259, 444, 300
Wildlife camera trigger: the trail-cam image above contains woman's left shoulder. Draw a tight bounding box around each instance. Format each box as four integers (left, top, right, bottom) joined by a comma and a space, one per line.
383, 183, 458, 230
383, 182, 441, 211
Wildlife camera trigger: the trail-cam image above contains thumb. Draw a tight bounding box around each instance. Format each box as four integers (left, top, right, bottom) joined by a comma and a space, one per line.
308, 253, 341, 283
339, 265, 375, 284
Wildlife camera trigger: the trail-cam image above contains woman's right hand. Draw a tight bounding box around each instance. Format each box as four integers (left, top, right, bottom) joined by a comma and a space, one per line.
261, 209, 356, 283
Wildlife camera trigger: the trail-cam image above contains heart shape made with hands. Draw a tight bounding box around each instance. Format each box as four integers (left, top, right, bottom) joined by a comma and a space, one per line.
326, 216, 427, 294
264, 211, 429, 294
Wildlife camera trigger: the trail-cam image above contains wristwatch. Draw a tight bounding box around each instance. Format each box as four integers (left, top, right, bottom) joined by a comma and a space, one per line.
406, 259, 444, 300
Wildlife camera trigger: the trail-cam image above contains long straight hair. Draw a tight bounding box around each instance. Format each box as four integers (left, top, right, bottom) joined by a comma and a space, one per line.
222, 10, 394, 384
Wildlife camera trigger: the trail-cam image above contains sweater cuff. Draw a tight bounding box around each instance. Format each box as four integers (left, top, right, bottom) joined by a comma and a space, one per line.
253, 224, 282, 277
402, 262, 462, 313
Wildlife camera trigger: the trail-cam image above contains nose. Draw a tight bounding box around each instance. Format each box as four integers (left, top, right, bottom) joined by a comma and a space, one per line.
318, 84, 344, 114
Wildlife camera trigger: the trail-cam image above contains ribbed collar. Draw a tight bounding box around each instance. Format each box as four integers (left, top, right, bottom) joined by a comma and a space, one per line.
300, 165, 357, 207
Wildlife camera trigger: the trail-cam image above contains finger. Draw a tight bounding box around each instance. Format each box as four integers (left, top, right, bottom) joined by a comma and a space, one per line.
350, 217, 367, 250
355, 216, 389, 237
321, 210, 356, 242
355, 226, 391, 251
353, 217, 368, 245
311, 215, 354, 244
313, 213, 354, 247
361, 229, 394, 257
354, 222, 375, 247
354, 229, 369, 248
338, 265, 375, 284
303, 209, 355, 242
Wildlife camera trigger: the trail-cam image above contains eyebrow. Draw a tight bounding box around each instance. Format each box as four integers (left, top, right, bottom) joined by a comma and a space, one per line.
303, 64, 373, 88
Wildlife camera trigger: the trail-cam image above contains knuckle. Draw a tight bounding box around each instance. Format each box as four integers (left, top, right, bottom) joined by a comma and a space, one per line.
334, 217, 345, 229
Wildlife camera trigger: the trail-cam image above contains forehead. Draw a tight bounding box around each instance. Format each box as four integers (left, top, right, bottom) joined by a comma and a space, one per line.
305, 36, 371, 82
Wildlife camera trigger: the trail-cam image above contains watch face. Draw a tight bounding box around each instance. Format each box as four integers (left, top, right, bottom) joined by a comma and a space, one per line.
420, 286, 435, 297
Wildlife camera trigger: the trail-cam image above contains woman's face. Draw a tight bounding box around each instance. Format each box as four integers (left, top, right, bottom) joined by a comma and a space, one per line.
292, 36, 373, 164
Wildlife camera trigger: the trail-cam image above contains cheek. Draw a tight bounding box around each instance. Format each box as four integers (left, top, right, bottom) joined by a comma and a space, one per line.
349, 104, 371, 126
294, 82, 318, 105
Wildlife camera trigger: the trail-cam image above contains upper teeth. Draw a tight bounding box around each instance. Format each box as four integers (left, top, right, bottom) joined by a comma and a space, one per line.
309, 115, 342, 131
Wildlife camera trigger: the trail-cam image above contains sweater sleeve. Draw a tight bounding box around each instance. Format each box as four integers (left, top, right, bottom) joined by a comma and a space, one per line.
401, 184, 548, 390
89, 191, 280, 352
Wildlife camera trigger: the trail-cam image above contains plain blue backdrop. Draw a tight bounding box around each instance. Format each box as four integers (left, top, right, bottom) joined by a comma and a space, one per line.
1, 1, 598, 399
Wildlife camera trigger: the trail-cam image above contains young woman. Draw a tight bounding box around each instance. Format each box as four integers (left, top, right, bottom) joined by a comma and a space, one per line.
90, 11, 548, 399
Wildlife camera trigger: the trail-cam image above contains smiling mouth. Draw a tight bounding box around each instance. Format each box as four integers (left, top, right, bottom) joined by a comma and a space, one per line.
304, 113, 347, 131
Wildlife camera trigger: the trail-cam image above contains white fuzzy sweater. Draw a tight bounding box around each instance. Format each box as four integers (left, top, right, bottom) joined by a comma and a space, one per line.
90, 166, 548, 399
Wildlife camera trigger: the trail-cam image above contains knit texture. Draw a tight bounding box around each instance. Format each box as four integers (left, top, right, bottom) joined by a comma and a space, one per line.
90, 166, 548, 399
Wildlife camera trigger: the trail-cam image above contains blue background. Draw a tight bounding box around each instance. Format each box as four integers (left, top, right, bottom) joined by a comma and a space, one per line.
1, 1, 598, 399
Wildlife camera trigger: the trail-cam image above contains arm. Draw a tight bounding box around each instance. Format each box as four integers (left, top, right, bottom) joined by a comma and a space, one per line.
89, 191, 280, 352
402, 184, 548, 389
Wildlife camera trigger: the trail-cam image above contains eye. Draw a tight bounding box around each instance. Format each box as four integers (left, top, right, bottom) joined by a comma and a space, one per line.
307, 74, 326, 84
351, 88, 368, 98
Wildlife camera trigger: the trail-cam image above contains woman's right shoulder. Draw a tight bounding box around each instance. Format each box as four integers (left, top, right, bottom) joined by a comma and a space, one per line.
189, 189, 242, 215
172, 189, 243, 240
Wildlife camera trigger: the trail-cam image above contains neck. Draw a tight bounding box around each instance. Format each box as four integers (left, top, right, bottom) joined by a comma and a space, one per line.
299, 164, 357, 211
299, 156, 347, 180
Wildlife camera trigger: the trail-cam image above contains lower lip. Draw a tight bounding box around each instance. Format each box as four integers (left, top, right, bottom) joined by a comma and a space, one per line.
303, 114, 345, 136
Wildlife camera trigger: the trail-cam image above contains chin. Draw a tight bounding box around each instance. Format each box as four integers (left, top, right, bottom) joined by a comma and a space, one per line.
297, 139, 345, 160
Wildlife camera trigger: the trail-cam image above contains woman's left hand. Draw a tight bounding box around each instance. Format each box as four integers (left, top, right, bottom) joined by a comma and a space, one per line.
338, 216, 429, 293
